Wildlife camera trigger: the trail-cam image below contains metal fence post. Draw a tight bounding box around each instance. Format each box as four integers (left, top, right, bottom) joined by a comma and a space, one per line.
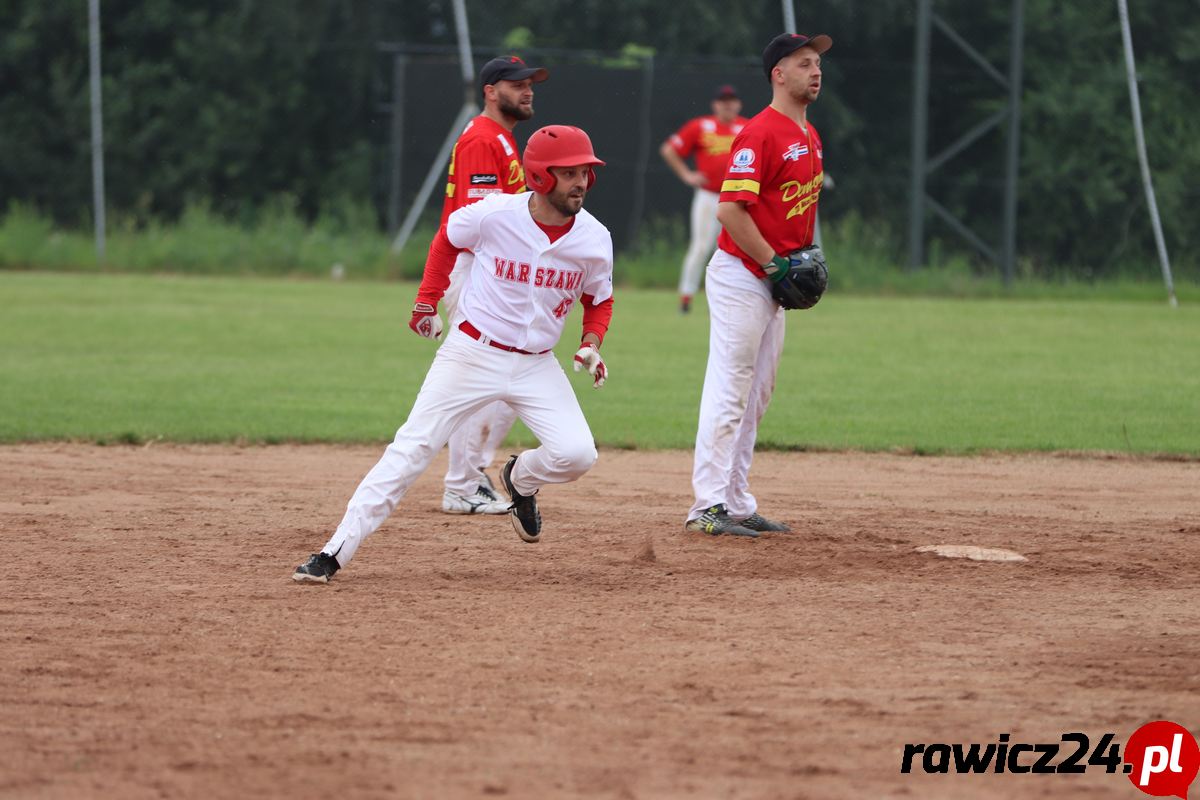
781, 0, 796, 32
1117, 0, 1178, 307
626, 54, 655, 250
1001, 0, 1025, 286
907, 0, 932, 270
88, 0, 106, 263
386, 54, 407, 236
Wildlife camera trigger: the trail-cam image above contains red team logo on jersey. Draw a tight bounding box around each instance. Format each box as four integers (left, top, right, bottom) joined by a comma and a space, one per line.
493, 257, 583, 291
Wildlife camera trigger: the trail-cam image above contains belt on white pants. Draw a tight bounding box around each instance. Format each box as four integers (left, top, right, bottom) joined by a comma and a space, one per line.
458, 321, 550, 355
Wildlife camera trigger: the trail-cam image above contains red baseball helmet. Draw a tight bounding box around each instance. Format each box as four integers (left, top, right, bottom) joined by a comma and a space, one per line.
523, 125, 606, 194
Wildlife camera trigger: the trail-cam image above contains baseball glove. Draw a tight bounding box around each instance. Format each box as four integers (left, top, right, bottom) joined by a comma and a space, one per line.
764, 245, 828, 310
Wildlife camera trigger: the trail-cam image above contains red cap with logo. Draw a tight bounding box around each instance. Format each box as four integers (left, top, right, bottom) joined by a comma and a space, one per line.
479, 55, 549, 90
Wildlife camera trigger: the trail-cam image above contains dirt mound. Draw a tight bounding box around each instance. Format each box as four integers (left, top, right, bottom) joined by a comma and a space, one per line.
2, 444, 1197, 798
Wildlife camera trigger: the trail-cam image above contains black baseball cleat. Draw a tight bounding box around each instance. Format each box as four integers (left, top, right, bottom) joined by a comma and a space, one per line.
739, 512, 792, 532
293, 552, 340, 583
685, 504, 759, 537
500, 455, 542, 543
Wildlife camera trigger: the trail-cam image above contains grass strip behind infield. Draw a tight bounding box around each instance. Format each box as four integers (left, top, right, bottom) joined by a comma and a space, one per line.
1, 271, 1197, 455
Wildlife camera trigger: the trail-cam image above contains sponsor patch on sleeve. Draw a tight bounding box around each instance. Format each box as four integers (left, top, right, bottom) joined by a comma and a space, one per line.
470, 173, 499, 185
728, 147, 757, 174
467, 187, 502, 199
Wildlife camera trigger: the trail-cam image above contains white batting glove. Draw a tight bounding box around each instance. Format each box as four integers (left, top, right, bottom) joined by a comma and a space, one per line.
573, 343, 607, 388
408, 302, 444, 340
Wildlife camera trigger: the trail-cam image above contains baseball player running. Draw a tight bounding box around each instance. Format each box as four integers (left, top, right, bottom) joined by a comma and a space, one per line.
686, 32, 832, 538
294, 125, 614, 583
439, 55, 548, 517
659, 84, 748, 314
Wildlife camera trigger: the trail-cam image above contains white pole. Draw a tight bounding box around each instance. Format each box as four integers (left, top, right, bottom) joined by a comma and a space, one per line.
390, 0, 478, 255
780, 0, 820, 246
1117, 0, 1177, 307
88, 0, 106, 262
390, 103, 476, 254
451, 0, 474, 93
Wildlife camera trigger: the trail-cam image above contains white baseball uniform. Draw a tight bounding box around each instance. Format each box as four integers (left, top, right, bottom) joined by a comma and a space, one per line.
441, 251, 519, 497
678, 188, 721, 298
689, 106, 824, 523
689, 248, 786, 520
320, 192, 614, 567
437, 114, 527, 500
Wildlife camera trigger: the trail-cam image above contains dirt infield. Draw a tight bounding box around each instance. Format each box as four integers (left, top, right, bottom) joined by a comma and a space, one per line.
2, 444, 1197, 799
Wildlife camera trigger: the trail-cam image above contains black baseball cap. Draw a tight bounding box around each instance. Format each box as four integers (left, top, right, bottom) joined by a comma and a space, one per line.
479, 56, 549, 90
713, 84, 739, 100
762, 32, 832, 80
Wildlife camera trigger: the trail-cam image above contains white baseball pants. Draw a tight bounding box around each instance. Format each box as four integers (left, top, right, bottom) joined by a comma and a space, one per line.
321, 326, 598, 566
677, 188, 721, 298
689, 249, 786, 521
441, 253, 518, 494
443, 402, 517, 494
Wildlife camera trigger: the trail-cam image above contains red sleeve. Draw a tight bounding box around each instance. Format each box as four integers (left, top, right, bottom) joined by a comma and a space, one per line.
580, 294, 614, 345
668, 118, 700, 158
447, 139, 506, 214
414, 224, 465, 307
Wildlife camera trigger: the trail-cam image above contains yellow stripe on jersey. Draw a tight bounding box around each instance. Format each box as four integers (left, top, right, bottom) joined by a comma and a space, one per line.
446, 182, 455, 198
721, 178, 761, 194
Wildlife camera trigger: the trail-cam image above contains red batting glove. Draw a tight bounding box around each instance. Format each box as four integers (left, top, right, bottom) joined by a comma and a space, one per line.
573, 343, 607, 388
409, 302, 444, 340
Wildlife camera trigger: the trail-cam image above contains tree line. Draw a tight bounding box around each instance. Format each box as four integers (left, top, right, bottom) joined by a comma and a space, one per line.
1, 0, 1196, 277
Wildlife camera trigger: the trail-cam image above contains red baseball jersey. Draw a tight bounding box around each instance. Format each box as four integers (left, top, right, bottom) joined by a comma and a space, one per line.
716, 106, 825, 277
440, 115, 525, 225
667, 115, 749, 193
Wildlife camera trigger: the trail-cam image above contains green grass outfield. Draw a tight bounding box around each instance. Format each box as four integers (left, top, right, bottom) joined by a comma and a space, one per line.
1, 271, 1197, 455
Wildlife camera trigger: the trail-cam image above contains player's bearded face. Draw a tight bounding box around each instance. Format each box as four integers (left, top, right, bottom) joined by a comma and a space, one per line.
546, 167, 589, 216
778, 47, 822, 104
496, 79, 535, 121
